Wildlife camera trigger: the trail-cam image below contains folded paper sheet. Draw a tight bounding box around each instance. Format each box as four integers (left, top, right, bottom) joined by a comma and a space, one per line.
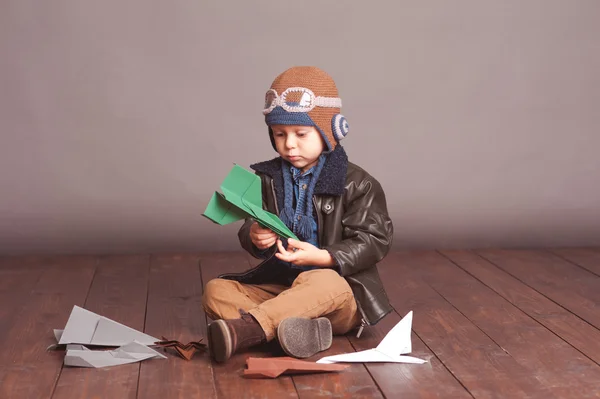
203, 164, 298, 240
52, 305, 167, 368
317, 311, 427, 364
64, 341, 167, 368
57, 305, 160, 346
244, 357, 349, 378
153, 337, 207, 360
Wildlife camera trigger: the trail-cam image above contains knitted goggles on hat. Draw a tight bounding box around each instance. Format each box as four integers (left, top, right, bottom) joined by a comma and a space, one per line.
263, 87, 342, 115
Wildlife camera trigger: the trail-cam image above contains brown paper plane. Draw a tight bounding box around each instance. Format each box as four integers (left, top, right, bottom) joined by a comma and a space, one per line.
153, 337, 208, 360
243, 357, 349, 379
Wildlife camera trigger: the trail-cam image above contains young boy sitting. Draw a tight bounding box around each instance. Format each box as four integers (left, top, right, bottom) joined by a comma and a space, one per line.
202, 66, 394, 363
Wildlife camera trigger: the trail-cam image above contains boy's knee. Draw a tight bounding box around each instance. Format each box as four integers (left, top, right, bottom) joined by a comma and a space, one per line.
295, 269, 351, 294
202, 278, 230, 307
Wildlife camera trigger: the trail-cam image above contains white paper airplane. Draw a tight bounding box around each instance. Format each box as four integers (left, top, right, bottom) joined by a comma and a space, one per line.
51, 305, 166, 368
64, 340, 167, 367
316, 311, 427, 364
57, 305, 159, 346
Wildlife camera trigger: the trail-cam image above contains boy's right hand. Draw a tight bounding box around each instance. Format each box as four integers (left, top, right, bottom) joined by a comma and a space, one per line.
250, 222, 277, 250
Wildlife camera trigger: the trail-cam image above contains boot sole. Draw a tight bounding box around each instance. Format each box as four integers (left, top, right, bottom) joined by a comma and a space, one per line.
207, 320, 233, 363
277, 317, 332, 359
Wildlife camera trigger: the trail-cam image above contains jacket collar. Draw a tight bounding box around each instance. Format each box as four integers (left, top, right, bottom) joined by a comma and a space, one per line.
250, 145, 348, 211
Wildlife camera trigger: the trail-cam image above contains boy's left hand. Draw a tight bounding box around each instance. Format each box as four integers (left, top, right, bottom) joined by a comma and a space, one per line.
275, 238, 335, 267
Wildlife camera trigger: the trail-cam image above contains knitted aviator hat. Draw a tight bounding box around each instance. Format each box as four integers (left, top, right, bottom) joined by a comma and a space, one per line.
263, 66, 349, 152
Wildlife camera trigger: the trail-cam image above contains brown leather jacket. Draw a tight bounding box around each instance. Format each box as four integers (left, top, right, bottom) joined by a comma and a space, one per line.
218, 146, 394, 328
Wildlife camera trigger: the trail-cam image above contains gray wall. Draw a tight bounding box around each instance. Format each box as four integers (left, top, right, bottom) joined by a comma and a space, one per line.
1, 1, 599, 255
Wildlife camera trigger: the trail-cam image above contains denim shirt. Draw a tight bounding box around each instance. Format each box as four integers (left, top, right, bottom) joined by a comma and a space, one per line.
283, 164, 320, 274
252, 164, 320, 283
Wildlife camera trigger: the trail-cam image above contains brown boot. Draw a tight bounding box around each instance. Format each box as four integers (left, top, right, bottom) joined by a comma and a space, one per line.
207, 310, 266, 363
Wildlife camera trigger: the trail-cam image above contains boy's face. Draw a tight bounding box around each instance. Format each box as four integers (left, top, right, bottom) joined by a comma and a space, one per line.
271, 124, 325, 172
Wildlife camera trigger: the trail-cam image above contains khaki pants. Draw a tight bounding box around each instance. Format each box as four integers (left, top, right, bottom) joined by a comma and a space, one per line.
202, 269, 361, 341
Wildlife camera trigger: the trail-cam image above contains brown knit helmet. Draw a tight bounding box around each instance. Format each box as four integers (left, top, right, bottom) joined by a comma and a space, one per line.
263, 66, 349, 152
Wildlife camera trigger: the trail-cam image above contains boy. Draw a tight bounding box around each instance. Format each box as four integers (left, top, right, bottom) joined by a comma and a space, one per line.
202, 66, 394, 363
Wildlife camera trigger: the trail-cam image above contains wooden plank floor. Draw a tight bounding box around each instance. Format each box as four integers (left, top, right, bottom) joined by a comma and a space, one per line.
1, 248, 599, 398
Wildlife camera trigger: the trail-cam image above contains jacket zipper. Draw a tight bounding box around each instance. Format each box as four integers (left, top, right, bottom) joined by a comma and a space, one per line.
271, 180, 279, 215
312, 196, 323, 246
355, 299, 369, 338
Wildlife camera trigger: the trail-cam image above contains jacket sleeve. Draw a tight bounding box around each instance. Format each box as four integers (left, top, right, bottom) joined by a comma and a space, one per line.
238, 218, 273, 259
323, 177, 394, 276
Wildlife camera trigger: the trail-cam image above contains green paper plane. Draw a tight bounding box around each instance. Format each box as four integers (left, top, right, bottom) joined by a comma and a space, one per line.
203, 164, 298, 240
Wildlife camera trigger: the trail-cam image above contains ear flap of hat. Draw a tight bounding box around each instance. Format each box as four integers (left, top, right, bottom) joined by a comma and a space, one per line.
331, 114, 349, 143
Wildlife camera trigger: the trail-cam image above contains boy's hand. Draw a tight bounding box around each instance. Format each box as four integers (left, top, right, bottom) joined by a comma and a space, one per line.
275, 238, 335, 267
250, 222, 277, 250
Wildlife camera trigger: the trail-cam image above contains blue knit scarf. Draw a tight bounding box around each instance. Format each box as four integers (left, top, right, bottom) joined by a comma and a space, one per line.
279, 154, 326, 242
